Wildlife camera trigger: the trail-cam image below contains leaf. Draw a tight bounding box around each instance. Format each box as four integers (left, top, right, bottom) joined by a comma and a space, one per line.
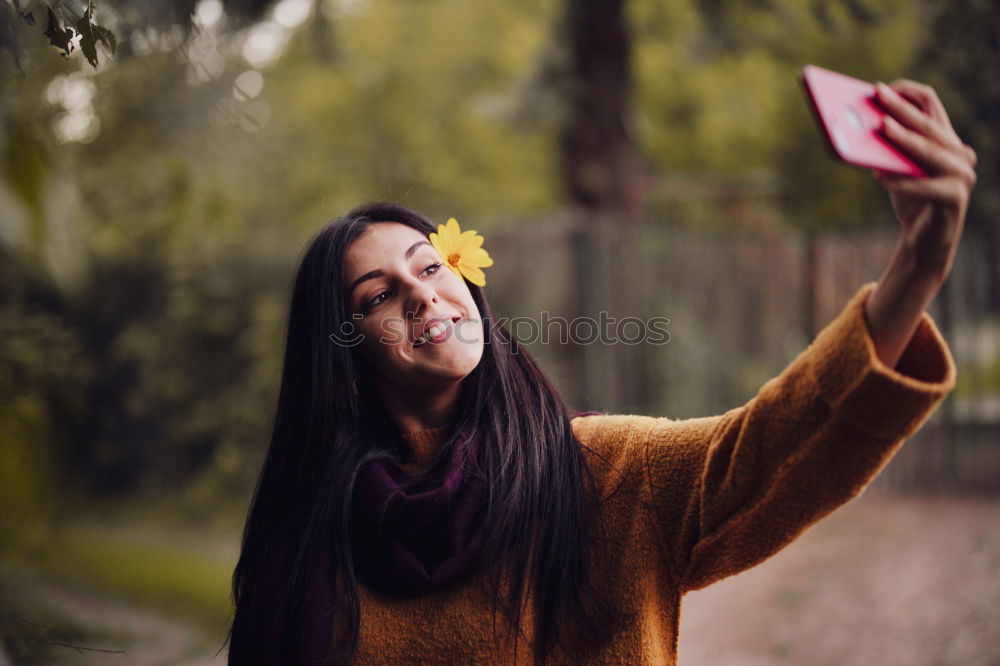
75, 1, 98, 68
0, 1, 25, 72
12, 0, 35, 25
92, 23, 117, 56
43, 6, 75, 57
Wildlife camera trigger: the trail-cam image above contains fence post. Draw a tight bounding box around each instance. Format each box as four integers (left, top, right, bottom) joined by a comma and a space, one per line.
938, 270, 959, 489
571, 212, 619, 411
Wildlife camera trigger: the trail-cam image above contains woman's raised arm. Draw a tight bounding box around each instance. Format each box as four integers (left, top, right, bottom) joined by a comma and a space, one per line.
642, 279, 956, 594
864, 79, 977, 369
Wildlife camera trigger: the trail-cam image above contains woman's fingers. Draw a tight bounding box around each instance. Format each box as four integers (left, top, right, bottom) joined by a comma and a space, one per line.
888, 79, 955, 131
875, 81, 965, 154
882, 115, 977, 184
964, 144, 978, 169
875, 79, 977, 180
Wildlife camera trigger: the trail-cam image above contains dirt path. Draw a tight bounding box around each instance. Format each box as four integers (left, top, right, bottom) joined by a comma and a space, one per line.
7, 581, 226, 666
678, 491, 1000, 666
5, 492, 997, 664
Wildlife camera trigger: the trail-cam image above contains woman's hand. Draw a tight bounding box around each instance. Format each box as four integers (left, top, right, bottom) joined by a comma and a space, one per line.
862, 79, 978, 369
872, 79, 977, 282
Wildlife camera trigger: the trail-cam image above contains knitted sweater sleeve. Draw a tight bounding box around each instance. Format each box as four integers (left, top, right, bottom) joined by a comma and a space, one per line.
634, 281, 955, 593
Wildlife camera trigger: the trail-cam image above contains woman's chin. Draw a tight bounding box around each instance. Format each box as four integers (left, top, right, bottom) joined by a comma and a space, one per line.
415, 350, 482, 382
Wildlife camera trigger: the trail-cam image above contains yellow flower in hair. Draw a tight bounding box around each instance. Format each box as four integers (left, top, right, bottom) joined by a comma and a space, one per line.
429, 217, 493, 287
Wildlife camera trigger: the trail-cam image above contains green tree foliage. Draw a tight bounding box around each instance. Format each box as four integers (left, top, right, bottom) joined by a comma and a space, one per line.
630, 0, 925, 231
0, 0, 995, 512
1, 0, 281, 70
0, 0, 565, 506
1, 0, 117, 69
909, 0, 1000, 311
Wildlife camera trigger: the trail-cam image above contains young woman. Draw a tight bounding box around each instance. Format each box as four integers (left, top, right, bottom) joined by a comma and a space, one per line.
225, 79, 976, 664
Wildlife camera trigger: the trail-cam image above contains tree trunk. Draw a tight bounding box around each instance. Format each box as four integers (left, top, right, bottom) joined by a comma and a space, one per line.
560, 0, 645, 219
560, 0, 648, 412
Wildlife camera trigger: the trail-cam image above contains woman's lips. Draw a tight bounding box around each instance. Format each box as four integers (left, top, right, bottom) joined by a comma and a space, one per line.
415, 317, 458, 347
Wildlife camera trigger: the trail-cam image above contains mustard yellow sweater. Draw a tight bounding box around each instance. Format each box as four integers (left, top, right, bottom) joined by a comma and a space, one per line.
340, 281, 956, 664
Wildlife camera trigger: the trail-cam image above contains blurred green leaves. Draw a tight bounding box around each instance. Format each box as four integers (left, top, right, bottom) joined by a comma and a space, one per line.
631, 0, 923, 231
0, 0, 996, 523
0, 394, 55, 557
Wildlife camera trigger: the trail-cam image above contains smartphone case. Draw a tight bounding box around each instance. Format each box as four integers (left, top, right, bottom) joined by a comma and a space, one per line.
800, 64, 926, 177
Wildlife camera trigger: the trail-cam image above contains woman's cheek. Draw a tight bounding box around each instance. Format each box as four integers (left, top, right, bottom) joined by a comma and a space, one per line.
360, 319, 393, 353
379, 318, 408, 348
454, 318, 483, 347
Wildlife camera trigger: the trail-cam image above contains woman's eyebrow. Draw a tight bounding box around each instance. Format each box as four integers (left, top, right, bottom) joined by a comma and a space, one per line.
347, 240, 433, 300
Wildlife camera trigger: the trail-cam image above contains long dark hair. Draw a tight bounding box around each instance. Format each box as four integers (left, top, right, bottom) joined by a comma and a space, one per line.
225, 202, 633, 664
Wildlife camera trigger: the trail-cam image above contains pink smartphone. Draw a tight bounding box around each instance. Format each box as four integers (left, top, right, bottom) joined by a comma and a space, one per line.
800, 64, 926, 177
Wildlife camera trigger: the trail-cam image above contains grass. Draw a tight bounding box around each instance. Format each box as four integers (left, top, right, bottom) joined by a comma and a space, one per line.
13, 523, 237, 639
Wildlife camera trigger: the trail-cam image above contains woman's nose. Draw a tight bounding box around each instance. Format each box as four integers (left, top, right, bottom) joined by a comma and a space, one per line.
405, 280, 438, 318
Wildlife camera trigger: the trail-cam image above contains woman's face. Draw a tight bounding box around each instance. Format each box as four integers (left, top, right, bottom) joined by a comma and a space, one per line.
342, 222, 485, 392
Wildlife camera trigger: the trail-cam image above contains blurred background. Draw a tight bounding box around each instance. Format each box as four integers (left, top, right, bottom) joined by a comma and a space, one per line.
1, 0, 998, 663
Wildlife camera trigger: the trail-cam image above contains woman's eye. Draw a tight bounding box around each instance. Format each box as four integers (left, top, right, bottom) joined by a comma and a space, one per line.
362, 263, 440, 311
366, 291, 390, 309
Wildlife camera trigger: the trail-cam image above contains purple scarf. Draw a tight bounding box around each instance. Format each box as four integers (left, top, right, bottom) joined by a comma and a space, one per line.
233, 414, 609, 664
350, 427, 490, 597
348, 412, 604, 597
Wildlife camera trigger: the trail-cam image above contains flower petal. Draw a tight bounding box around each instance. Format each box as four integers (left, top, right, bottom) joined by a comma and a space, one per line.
429, 232, 448, 261
455, 231, 476, 253
458, 263, 486, 286
461, 249, 494, 268
436, 224, 452, 249
456, 230, 486, 255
